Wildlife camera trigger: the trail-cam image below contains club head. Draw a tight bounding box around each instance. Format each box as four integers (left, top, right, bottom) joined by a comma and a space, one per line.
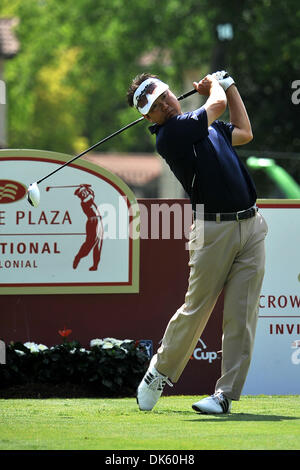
27, 182, 40, 207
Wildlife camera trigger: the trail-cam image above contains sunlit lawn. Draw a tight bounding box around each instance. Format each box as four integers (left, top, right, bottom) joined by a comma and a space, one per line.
0, 395, 299, 450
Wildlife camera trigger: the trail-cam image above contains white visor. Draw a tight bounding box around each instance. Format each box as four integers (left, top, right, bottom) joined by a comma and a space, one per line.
133, 78, 169, 115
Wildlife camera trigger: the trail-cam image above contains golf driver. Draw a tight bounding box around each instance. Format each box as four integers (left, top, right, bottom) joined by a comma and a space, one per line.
27, 88, 197, 207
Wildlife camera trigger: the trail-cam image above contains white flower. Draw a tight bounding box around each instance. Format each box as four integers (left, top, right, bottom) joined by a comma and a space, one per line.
15, 350, 25, 356
90, 337, 133, 350
70, 347, 90, 354
103, 338, 126, 347
24, 342, 39, 353
103, 337, 119, 344
90, 339, 104, 347
24, 342, 48, 353
80, 348, 90, 354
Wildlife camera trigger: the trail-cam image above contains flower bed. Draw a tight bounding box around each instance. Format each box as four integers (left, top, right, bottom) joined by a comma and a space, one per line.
0, 338, 150, 398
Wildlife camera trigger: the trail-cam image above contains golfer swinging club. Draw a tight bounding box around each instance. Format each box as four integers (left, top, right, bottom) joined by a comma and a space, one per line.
127, 71, 268, 414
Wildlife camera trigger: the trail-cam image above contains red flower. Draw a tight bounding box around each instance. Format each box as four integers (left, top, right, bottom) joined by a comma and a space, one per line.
58, 326, 72, 338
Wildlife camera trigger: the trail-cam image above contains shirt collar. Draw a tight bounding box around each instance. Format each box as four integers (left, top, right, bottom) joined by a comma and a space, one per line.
148, 123, 161, 135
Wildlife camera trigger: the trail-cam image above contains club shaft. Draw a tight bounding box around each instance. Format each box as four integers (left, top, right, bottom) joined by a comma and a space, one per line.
37, 117, 144, 185
46, 185, 87, 189
177, 89, 198, 101
37, 88, 197, 185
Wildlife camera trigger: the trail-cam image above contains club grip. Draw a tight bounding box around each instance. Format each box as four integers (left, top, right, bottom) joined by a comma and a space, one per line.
177, 89, 198, 101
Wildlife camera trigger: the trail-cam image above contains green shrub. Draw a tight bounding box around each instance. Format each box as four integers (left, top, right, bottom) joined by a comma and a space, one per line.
0, 338, 150, 397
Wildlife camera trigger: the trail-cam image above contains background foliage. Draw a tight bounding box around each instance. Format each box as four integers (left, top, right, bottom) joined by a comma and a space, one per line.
0, 0, 299, 156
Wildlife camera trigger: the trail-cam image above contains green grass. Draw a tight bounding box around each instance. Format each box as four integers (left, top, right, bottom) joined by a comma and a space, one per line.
0, 395, 299, 450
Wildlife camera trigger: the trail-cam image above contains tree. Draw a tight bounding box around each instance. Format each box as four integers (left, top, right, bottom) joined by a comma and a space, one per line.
201, 0, 300, 154
1, 0, 299, 160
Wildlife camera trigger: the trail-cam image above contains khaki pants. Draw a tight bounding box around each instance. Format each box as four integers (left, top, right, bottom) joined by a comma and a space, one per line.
155, 211, 268, 400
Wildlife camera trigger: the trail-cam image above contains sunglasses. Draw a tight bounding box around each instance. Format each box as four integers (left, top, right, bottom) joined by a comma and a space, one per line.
136, 82, 158, 109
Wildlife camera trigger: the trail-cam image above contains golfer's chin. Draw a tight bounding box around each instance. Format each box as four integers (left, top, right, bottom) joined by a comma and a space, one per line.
168, 108, 182, 120
159, 111, 178, 125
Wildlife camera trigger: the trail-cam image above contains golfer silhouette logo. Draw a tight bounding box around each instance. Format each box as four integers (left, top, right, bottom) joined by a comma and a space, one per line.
73, 184, 104, 271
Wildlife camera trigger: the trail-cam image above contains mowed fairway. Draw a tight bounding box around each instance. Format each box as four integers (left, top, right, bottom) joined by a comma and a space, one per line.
0, 395, 299, 450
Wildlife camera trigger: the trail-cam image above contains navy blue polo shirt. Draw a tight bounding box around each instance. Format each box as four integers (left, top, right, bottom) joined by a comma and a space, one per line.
149, 106, 257, 213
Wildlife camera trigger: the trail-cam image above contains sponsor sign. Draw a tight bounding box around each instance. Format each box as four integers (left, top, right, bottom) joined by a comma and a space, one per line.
192, 338, 219, 364
0, 340, 5, 364
0, 150, 140, 294
243, 200, 300, 394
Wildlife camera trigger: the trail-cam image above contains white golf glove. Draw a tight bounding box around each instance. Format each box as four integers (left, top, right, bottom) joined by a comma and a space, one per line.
212, 70, 235, 91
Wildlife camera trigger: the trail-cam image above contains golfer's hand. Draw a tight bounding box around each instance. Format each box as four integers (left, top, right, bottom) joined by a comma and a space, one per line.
212, 70, 235, 91
193, 74, 217, 96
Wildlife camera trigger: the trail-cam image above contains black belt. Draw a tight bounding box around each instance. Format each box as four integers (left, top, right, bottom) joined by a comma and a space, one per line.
193, 206, 258, 222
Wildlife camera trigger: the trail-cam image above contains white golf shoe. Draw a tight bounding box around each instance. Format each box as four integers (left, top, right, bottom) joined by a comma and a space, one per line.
192, 392, 232, 414
137, 355, 173, 411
